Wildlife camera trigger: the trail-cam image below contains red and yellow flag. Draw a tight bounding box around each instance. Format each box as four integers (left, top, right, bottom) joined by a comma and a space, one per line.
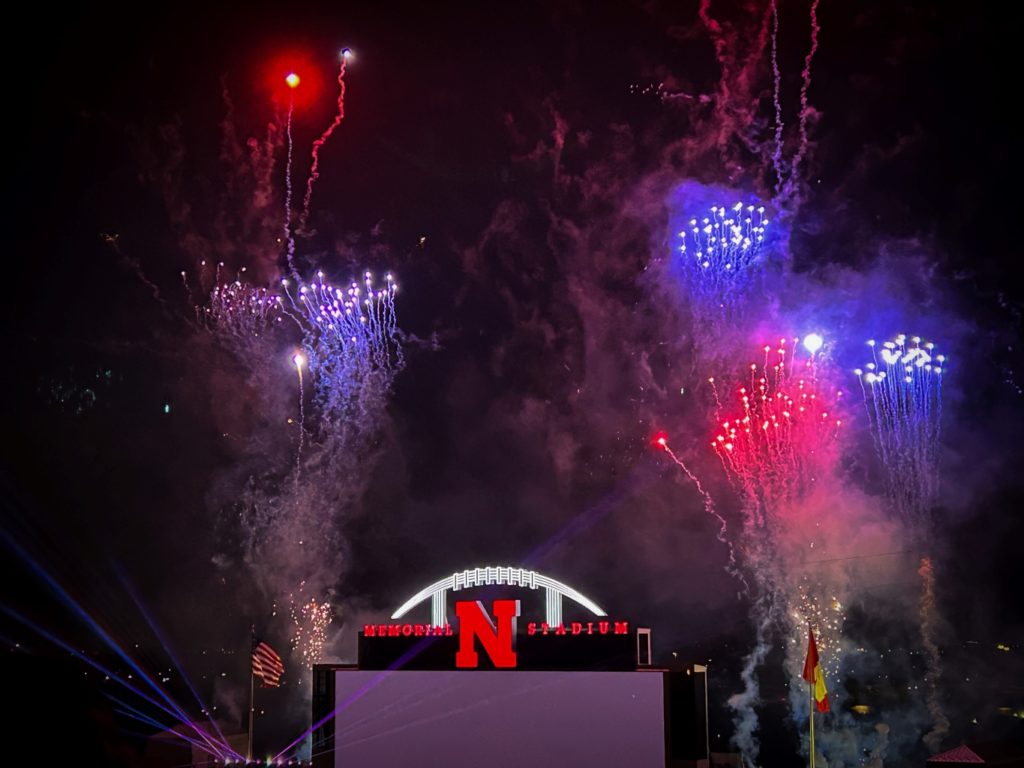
802, 626, 830, 713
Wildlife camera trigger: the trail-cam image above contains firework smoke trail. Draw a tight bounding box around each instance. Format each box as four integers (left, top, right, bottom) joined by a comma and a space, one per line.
276, 270, 400, 663
102, 233, 166, 306
780, 0, 821, 206
698, 0, 729, 105
690, 2, 771, 169
697, 0, 766, 156
655, 435, 746, 594
918, 557, 949, 752
710, 338, 843, 765
151, 78, 285, 284
796, 0, 821, 166
919, 559, 948, 754
769, 0, 785, 193
201, 268, 401, 671
293, 351, 307, 491
230, 270, 399, 663
727, 593, 774, 767
284, 96, 298, 279
300, 51, 349, 233
867, 723, 891, 768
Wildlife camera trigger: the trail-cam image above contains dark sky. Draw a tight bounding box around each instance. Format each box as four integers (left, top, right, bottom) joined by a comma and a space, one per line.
3, 1, 1023, 766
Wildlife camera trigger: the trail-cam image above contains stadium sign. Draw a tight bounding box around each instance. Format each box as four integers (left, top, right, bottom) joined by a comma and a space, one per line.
359, 566, 642, 671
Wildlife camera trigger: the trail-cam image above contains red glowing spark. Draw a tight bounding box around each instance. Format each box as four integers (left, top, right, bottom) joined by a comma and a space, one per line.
263, 51, 323, 108
654, 426, 745, 587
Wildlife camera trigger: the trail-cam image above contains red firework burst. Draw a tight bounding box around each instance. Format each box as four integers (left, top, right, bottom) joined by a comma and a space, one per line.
711, 337, 843, 508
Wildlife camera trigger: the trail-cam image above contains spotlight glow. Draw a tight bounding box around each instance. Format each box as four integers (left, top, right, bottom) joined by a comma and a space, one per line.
285, 72, 301, 89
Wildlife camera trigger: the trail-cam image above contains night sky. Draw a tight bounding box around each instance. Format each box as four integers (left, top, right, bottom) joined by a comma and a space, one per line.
3, 2, 1023, 766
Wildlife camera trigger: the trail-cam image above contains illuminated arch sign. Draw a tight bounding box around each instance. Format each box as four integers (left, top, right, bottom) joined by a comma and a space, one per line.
359, 566, 643, 671
390, 565, 608, 627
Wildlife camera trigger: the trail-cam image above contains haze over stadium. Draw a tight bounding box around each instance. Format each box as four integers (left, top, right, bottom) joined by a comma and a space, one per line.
3, 2, 1022, 767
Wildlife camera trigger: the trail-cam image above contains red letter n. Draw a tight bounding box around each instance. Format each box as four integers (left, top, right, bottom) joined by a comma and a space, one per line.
455, 599, 519, 668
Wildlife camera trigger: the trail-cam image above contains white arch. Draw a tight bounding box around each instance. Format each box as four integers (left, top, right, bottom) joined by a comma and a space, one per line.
390, 565, 606, 622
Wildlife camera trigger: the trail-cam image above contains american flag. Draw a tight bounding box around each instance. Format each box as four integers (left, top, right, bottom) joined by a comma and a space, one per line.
251, 641, 285, 687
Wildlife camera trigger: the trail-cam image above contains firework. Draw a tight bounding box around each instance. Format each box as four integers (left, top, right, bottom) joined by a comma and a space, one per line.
284, 270, 401, 421
202, 279, 284, 349
201, 268, 400, 399
711, 337, 843, 521
674, 201, 769, 311
790, 579, 845, 680
855, 334, 944, 532
289, 585, 333, 669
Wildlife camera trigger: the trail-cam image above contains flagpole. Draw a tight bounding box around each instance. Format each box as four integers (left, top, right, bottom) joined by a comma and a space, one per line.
248, 627, 256, 761
247, 670, 255, 761
809, 678, 815, 768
